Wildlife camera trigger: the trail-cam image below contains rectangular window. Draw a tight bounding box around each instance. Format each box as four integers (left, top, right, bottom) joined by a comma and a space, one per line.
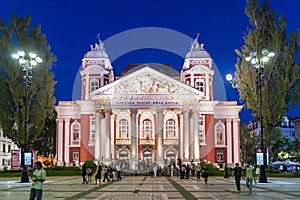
216, 150, 224, 162
119, 119, 129, 138
195, 79, 204, 92
198, 116, 205, 145
90, 81, 99, 92
8, 145, 11, 153
89, 116, 96, 145
73, 150, 79, 161
2, 144, 5, 152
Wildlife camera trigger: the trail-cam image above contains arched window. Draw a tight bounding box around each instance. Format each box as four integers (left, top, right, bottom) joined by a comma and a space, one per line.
166, 119, 176, 139
143, 150, 152, 161
71, 122, 80, 146
142, 119, 152, 139
214, 121, 225, 146
118, 119, 129, 138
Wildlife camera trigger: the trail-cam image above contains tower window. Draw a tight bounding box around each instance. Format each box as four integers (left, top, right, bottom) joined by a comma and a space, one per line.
90, 80, 99, 92
195, 79, 204, 92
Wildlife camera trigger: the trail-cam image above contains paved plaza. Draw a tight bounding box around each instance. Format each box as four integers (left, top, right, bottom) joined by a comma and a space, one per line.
0, 175, 300, 200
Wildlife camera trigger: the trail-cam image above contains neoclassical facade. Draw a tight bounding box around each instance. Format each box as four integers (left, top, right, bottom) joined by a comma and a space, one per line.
56, 37, 242, 169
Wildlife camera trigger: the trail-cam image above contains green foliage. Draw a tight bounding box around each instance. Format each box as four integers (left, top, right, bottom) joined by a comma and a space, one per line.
234, 0, 300, 154
270, 136, 292, 161
240, 124, 256, 165
84, 160, 97, 173
0, 15, 56, 150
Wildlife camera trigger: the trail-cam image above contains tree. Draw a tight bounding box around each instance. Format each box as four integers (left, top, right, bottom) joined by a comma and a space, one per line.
240, 124, 257, 165
234, 0, 300, 151
0, 15, 56, 151
29, 110, 57, 158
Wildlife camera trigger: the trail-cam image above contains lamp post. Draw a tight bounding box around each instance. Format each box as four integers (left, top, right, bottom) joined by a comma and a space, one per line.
245, 48, 275, 183
12, 50, 42, 183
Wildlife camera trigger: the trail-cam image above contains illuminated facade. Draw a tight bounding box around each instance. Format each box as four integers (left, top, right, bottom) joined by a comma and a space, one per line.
55, 37, 242, 169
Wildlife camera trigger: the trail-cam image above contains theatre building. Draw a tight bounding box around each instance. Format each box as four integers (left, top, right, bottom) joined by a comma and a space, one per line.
55, 37, 242, 169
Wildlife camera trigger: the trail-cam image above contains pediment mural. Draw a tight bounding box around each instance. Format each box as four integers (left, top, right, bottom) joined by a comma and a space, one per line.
90, 67, 204, 99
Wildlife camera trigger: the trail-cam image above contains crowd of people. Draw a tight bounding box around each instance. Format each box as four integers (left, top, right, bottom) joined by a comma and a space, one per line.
79, 160, 264, 195
81, 162, 122, 185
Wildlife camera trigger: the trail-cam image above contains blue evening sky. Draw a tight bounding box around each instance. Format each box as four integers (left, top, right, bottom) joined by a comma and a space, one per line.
1, 0, 299, 123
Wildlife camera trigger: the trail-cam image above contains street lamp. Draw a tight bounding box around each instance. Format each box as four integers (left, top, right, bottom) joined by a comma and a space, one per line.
245, 48, 275, 183
12, 50, 42, 182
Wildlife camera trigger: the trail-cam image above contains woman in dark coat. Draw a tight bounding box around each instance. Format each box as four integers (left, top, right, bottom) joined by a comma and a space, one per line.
201, 164, 208, 186
81, 163, 88, 184
95, 162, 102, 185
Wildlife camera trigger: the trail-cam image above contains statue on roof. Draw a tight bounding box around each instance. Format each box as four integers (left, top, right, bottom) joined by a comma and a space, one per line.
190, 33, 201, 52
90, 33, 107, 53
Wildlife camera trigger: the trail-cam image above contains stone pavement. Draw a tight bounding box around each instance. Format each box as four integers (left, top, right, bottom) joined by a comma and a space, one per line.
0, 175, 300, 200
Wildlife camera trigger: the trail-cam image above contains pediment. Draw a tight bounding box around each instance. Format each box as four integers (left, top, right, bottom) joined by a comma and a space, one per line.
90, 66, 204, 99
186, 64, 214, 75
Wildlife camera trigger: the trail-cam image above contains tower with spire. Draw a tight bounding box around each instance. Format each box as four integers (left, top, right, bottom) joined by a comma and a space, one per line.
80, 34, 114, 100
181, 34, 214, 100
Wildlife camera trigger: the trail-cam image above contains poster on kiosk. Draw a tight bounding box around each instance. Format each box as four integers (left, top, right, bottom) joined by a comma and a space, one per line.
256, 148, 269, 166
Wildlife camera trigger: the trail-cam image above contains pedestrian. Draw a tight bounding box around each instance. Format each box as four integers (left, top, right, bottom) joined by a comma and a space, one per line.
245, 164, 254, 194
153, 164, 157, 177
95, 162, 102, 185
116, 164, 122, 180
86, 166, 93, 182
108, 166, 113, 181
224, 164, 230, 179
134, 164, 138, 176
254, 165, 260, 184
186, 164, 190, 179
232, 163, 243, 193
180, 164, 186, 179
29, 161, 46, 200
81, 163, 88, 184
195, 163, 201, 180
102, 165, 110, 182
170, 164, 174, 177
201, 164, 208, 186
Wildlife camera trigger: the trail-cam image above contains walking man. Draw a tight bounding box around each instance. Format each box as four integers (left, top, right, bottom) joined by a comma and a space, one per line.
246, 164, 254, 194
29, 161, 46, 200
116, 164, 122, 180
233, 163, 243, 193
195, 163, 201, 180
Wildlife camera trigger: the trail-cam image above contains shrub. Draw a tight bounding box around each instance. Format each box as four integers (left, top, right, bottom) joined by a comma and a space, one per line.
84, 160, 97, 173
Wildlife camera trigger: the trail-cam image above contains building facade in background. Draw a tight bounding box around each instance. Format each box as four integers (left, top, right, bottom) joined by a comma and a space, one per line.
55, 37, 242, 169
0, 129, 19, 170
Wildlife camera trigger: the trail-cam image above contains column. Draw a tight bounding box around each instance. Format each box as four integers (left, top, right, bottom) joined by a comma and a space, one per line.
85, 74, 89, 100
57, 118, 63, 165
189, 111, 194, 160
226, 119, 233, 164
104, 111, 111, 162
100, 114, 106, 163
64, 118, 70, 165
183, 109, 190, 160
193, 111, 200, 160
205, 75, 209, 100
156, 109, 163, 165
130, 109, 137, 169
233, 118, 239, 163
94, 114, 101, 161
179, 113, 183, 160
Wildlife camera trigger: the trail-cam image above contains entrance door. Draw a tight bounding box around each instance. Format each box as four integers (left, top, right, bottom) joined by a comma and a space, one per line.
166, 150, 176, 165
119, 150, 129, 169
